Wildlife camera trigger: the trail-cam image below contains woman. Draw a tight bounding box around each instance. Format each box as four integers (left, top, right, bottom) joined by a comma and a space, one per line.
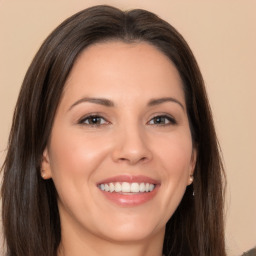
1, 5, 226, 256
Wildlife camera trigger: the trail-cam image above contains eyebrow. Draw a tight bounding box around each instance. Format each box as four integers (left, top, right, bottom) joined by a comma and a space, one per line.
68, 96, 184, 111
148, 97, 185, 110
68, 97, 114, 111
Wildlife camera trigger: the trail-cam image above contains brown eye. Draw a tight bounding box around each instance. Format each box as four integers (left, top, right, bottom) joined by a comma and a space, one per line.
148, 115, 176, 125
79, 115, 108, 126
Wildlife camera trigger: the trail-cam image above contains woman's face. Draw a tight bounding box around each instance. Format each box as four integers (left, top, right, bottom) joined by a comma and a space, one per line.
42, 41, 196, 243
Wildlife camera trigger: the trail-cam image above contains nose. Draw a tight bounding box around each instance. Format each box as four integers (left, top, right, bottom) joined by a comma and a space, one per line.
111, 125, 153, 165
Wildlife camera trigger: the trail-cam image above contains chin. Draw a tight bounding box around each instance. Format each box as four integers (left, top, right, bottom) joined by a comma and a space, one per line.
96, 215, 165, 243
102, 228, 161, 243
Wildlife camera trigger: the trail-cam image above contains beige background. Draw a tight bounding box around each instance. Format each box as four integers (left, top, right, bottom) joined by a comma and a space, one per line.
0, 1, 255, 255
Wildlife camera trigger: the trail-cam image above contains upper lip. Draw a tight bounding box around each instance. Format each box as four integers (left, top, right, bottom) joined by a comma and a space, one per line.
97, 175, 160, 185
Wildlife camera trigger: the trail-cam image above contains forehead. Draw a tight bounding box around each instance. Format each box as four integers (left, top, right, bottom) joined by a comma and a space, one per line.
62, 41, 185, 106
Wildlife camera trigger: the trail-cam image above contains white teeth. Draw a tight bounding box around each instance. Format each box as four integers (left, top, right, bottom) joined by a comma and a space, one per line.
114, 182, 122, 192
149, 184, 154, 191
122, 182, 130, 192
131, 183, 140, 193
109, 183, 115, 192
139, 183, 146, 192
145, 183, 150, 192
104, 184, 110, 192
99, 182, 156, 193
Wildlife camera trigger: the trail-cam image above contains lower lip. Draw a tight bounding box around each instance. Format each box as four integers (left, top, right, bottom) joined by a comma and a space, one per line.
99, 186, 159, 207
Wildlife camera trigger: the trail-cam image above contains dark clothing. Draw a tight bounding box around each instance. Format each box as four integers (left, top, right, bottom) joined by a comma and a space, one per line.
242, 247, 256, 256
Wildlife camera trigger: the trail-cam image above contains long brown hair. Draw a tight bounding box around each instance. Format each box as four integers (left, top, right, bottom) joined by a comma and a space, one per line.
1, 5, 226, 256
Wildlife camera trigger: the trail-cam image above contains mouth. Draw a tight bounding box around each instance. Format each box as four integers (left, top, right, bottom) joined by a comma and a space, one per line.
98, 182, 155, 193
97, 175, 160, 206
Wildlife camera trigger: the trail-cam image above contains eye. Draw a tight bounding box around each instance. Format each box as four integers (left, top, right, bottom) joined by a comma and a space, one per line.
148, 115, 176, 126
78, 115, 109, 126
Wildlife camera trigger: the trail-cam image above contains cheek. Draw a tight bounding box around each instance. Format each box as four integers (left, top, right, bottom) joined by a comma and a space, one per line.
157, 131, 193, 176
153, 131, 193, 215
47, 128, 112, 190
47, 129, 114, 223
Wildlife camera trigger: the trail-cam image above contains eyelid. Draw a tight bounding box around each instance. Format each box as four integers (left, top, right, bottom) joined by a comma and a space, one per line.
147, 114, 177, 126
78, 113, 110, 126
76, 112, 177, 127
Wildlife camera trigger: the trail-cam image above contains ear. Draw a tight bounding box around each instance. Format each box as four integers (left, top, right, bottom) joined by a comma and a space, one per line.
187, 147, 197, 185
41, 148, 52, 180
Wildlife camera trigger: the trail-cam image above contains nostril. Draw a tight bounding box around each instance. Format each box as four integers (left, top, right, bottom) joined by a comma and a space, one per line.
141, 157, 147, 162
118, 156, 149, 164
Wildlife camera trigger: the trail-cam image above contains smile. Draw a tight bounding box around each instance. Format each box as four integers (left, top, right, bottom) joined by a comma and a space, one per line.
98, 182, 155, 193
97, 175, 159, 206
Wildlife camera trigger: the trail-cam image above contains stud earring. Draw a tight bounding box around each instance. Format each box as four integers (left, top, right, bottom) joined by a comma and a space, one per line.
189, 175, 194, 184
41, 170, 46, 179
189, 175, 195, 196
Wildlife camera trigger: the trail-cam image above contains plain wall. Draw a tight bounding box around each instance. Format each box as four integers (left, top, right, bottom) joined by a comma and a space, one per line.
0, 1, 255, 255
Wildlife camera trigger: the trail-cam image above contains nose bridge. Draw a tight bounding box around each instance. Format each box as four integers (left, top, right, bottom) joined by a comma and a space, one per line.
112, 120, 152, 164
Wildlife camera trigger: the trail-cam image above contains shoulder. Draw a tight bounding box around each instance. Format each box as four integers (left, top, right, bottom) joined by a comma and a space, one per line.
241, 247, 256, 256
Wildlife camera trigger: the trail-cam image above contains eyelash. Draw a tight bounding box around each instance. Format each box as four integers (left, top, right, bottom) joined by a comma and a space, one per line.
78, 114, 109, 126
147, 115, 177, 126
78, 114, 177, 127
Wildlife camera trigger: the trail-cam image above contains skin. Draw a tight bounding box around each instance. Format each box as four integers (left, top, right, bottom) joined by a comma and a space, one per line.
41, 41, 196, 256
